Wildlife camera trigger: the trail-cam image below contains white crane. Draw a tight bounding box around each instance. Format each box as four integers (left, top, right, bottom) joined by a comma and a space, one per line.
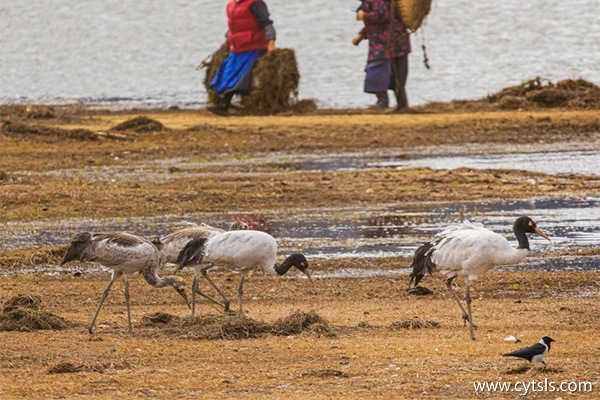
408, 216, 550, 340
61, 231, 190, 333
153, 221, 248, 264
177, 230, 313, 315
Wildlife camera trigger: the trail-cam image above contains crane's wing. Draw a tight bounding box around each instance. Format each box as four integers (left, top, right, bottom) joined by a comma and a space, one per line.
429, 221, 511, 279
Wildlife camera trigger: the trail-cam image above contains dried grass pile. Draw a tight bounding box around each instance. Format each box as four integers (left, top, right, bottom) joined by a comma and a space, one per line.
110, 116, 165, 133
0, 121, 97, 141
270, 311, 329, 335
202, 48, 303, 115
389, 317, 440, 330
487, 77, 600, 109
0, 295, 71, 331
143, 310, 329, 340
395, 0, 432, 32
48, 360, 130, 374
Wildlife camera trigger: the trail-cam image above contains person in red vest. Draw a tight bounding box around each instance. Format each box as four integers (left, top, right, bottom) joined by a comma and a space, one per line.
208, 0, 277, 116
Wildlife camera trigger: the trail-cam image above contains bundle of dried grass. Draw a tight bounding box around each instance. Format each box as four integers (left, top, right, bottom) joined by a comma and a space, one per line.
395, 0, 432, 32
201, 48, 301, 115
270, 311, 328, 336
143, 310, 329, 340
0, 295, 71, 331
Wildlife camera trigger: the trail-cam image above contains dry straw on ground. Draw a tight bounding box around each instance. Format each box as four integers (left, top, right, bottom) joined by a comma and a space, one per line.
48, 361, 131, 374
389, 317, 440, 330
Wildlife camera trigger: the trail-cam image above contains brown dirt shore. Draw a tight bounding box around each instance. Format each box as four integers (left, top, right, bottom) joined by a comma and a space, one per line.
1, 104, 599, 398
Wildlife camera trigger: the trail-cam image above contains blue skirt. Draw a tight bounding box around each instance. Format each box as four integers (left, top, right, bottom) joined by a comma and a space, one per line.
364, 59, 392, 93
210, 51, 262, 94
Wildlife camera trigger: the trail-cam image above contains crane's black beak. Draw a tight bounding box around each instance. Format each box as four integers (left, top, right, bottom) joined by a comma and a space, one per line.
301, 269, 314, 285
534, 226, 551, 241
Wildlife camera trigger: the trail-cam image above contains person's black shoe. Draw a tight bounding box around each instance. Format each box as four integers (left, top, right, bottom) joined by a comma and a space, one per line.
368, 100, 389, 109
207, 103, 228, 116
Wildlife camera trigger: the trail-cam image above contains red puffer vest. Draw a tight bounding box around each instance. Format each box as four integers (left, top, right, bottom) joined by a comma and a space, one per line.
226, 0, 268, 53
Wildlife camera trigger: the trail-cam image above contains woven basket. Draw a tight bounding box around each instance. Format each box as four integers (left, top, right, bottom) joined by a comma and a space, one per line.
395, 0, 432, 32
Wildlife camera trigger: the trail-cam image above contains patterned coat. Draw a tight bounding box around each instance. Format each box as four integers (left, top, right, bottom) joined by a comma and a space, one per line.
361, 0, 411, 62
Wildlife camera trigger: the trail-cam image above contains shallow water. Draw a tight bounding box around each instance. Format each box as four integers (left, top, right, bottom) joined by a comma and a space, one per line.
1, 0, 598, 108
2, 197, 598, 275
21, 146, 600, 185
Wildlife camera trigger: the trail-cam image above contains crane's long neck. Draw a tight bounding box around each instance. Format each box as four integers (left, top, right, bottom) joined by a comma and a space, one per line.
142, 262, 171, 288
273, 259, 294, 276
515, 231, 530, 251
497, 230, 530, 266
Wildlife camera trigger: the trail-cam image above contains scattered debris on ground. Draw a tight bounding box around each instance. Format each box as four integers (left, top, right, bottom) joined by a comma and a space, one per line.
0, 295, 71, 331
389, 317, 440, 330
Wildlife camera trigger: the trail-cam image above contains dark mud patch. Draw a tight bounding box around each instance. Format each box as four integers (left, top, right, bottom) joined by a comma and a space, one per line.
0, 120, 97, 141
142, 310, 329, 340
110, 116, 165, 133
0, 295, 71, 331
48, 360, 131, 374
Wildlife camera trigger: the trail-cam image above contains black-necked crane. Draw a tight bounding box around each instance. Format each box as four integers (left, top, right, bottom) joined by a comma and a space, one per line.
61, 231, 190, 333
408, 216, 551, 340
177, 229, 313, 315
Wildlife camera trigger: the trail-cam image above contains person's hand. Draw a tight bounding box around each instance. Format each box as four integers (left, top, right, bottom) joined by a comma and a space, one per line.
352, 32, 364, 46
356, 10, 364, 20
267, 40, 277, 53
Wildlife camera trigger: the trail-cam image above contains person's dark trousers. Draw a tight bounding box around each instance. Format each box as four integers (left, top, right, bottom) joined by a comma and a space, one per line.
390, 55, 409, 111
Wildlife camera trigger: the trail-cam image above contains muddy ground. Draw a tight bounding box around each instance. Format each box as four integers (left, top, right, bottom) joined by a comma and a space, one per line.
0, 101, 599, 398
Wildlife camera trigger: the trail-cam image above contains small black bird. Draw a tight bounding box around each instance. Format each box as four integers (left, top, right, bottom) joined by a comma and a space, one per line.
503, 336, 555, 364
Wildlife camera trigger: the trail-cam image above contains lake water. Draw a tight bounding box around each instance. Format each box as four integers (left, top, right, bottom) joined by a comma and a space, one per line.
1, 0, 598, 109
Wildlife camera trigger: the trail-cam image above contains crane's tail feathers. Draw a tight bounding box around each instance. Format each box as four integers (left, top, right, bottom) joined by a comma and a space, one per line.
177, 238, 207, 270
408, 242, 435, 288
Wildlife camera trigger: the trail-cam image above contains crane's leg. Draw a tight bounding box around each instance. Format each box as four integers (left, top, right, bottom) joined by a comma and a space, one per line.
200, 264, 231, 312
465, 282, 477, 340
446, 277, 470, 328
191, 272, 230, 317
88, 271, 122, 334
237, 275, 245, 315
124, 275, 132, 333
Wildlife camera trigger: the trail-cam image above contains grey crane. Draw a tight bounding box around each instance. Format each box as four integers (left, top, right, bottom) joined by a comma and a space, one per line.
61, 231, 190, 333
